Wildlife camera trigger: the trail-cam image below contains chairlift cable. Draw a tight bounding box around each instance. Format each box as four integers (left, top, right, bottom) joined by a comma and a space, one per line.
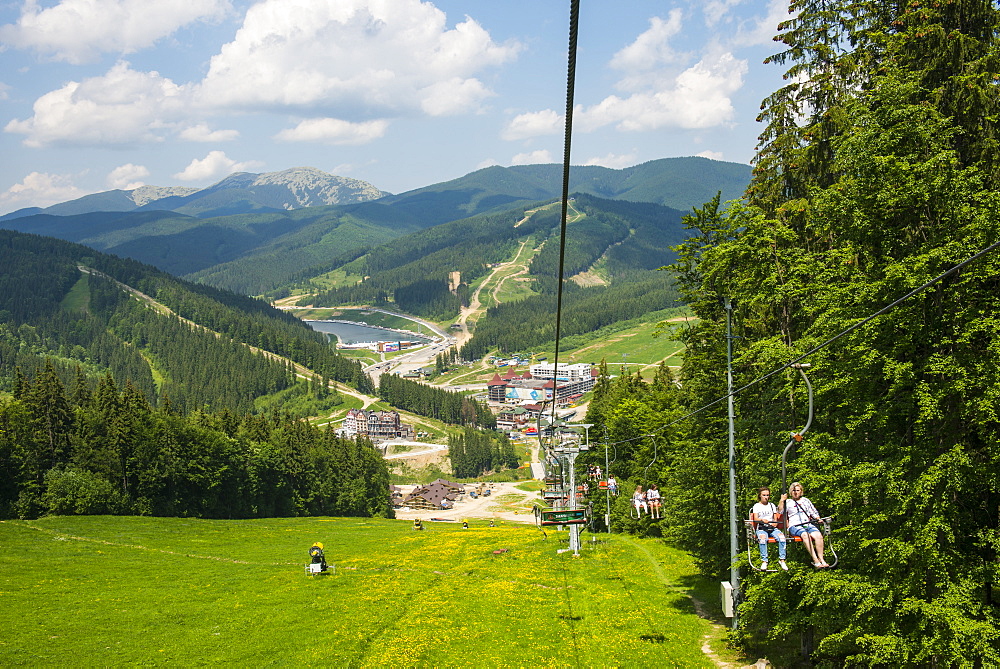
547, 0, 580, 432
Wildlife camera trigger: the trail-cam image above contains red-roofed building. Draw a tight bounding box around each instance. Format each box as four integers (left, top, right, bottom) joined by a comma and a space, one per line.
487, 373, 509, 402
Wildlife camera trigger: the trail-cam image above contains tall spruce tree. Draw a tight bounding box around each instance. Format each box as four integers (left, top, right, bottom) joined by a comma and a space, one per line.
666, 0, 1000, 664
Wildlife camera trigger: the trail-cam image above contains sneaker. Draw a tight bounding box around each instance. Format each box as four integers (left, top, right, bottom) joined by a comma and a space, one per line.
760, 562, 768, 571
779, 560, 788, 571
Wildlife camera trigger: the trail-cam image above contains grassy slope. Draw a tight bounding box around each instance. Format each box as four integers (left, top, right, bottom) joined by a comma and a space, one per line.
0, 516, 746, 666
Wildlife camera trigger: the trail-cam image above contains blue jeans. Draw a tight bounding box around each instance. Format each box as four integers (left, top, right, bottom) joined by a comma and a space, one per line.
756, 528, 786, 560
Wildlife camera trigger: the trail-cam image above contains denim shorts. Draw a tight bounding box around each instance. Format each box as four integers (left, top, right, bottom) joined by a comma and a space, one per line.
789, 523, 819, 537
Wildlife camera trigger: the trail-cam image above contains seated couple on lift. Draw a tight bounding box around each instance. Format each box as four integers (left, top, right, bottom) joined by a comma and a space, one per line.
750, 482, 829, 570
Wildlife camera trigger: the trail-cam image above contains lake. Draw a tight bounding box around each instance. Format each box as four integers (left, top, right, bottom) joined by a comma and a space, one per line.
306, 320, 431, 345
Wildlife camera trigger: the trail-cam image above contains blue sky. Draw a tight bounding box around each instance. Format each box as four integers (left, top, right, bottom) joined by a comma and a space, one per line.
0, 0, 790, 214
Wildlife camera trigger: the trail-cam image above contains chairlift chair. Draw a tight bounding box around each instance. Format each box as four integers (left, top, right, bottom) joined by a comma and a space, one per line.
746, 363, 839, 570
745, 514, 837, 571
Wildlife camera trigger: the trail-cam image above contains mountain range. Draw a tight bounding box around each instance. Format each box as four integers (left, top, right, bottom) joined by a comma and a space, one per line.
0, 167, 388, 221
0, 157, 750, 295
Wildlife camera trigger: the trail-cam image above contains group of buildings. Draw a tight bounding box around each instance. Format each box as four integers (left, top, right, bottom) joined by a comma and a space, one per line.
487, 362, 597, 406
391, 479, 465, 510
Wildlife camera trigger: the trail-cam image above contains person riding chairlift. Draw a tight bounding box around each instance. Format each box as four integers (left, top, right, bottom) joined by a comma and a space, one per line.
646, 484, 662, 519
632, 485, 648, 517
750, 487, 787, 571
782, 482, 829, 568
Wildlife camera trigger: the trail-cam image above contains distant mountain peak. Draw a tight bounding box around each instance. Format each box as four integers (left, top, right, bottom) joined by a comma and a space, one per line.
208, 167, 387, 209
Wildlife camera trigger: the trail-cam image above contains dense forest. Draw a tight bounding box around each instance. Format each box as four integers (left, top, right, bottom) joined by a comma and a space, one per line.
459, 275, 683, 360
0, 229, 372, 414
308, 206, 549, 319
377, 373, 495, 429
307, 195, 687, 324
0, 362, 391, 520
578, 1, 1000, 665
447, 427, 519, 478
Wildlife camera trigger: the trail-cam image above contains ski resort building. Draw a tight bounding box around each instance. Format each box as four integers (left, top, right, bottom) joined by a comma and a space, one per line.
487, 363, 596, 406
341, 409, 414, 441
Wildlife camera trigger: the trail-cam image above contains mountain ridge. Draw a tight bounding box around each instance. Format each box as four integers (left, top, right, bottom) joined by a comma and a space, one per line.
0, 157, 750, 295
0, 167, 388, 221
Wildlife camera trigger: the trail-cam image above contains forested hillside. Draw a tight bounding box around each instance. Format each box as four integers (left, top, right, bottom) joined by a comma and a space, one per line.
379, 157, 750, 225
0, 229, 395, 522
309, 194, 687, 326
577, 2, 1000, 665
0, 367, 391, 520
0, 229, 372, 415
0, 203, 426, 295
308, 205, 548, 320
459, 276, 683, 360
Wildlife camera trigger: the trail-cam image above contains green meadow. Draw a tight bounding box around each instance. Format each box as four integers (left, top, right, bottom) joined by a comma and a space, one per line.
0, 516, 738, 666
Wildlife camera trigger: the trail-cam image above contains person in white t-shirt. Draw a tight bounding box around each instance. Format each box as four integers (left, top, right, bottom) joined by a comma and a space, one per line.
632, 485, 648, 516
782, 481, 828, 568
750, 487, 787, 571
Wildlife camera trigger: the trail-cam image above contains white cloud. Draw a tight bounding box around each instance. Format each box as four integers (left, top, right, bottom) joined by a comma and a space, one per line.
577, 51, 747, 132
733, 0, 790, 47
696, 150, 724, 161
612, 13, 692, 94
511, 150, 553, 165
701, 0, 745, 27
0, 171, 87, 212
4, 61, 187, 147
196, 0, 520, 116
274, 117, 389, 145
502, 109, 562, 141
179, 124, 239, 142
504, 16, 746, 142
7, 0, 520, 150
583, 153, 638, 169
0, 0, 231, 64
0, 82, 10, 101
106, 163, 150, 189
610, 12, 685, 72
419, 77, 494, 117
173, 150, 263, 182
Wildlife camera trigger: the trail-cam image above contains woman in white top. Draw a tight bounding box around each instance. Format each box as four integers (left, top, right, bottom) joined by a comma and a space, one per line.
782, 481, 828, 568
750, 487, 787, 570
632, 485, 648, 516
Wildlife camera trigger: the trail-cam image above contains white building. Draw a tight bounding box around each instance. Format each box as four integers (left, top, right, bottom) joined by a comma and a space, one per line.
529, 363, 594, 382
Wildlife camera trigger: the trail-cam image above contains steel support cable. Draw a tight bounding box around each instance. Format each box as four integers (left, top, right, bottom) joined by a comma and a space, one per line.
548, 0, 580, 432
599, 235, 1000, 449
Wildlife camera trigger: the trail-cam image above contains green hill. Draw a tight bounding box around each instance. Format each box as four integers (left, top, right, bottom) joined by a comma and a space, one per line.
0, 204, 425, 293
0, 228, 371, 414
381, 157, 750, 227
309, 194, 687, 329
